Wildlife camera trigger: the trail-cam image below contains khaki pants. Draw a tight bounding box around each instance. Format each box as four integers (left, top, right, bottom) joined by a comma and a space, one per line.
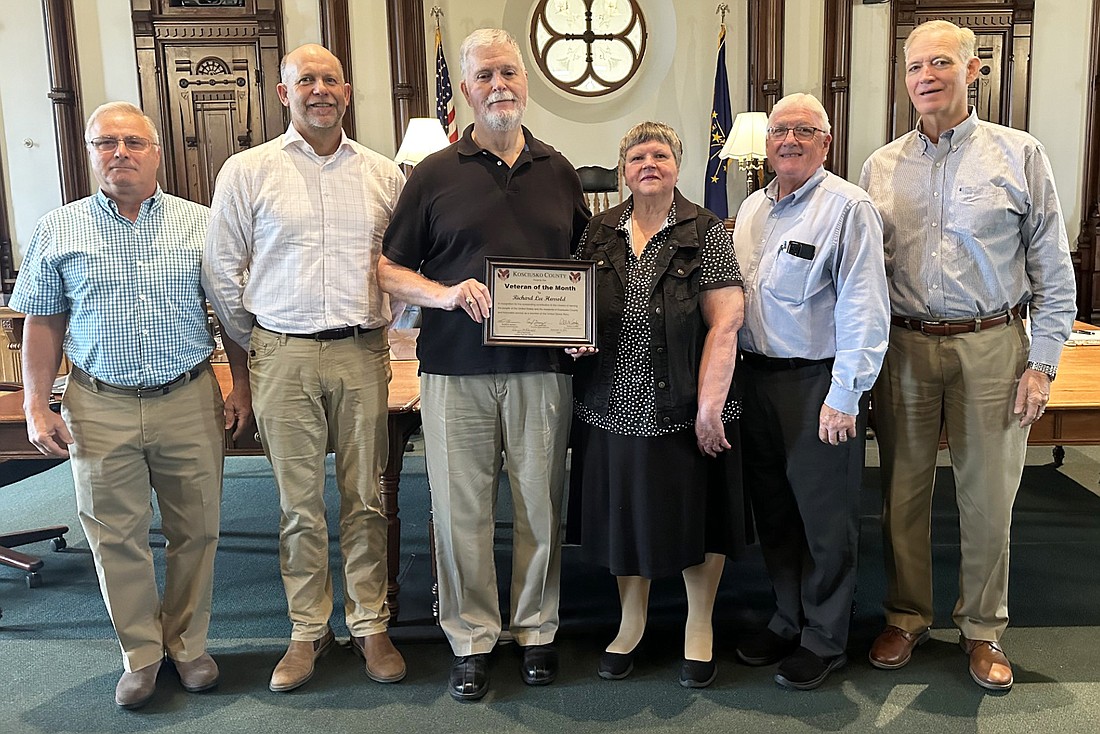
873, 320, 1029, 641
420, 372, 570, 656
249, 326, 391, 640
64, 368, 224, 672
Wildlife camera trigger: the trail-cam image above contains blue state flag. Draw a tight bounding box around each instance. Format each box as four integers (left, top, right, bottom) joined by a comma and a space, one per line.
705, 25, 732, 218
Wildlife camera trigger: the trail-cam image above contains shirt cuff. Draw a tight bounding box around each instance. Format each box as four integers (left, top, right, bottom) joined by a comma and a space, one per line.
1028, 334, 1066, 369
824, 384, 862, 417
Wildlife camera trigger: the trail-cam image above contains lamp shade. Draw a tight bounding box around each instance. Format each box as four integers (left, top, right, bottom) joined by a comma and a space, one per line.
719, 111, 768, 160
394, 118, 450, 166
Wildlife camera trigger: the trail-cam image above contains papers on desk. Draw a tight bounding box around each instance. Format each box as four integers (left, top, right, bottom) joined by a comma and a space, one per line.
52, 375, 67, 394
1067, 329, 1100, 347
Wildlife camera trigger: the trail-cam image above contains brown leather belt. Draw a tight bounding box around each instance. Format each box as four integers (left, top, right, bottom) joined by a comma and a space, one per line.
69, 361, 210, 398
890, 306, 1020, 337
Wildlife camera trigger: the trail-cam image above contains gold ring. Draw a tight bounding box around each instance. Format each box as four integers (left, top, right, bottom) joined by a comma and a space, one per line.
465, 297, 475, 305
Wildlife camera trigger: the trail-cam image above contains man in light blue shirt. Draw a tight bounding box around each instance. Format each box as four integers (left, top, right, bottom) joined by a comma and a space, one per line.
11, 102, 249, 709
732, 93, 889, 691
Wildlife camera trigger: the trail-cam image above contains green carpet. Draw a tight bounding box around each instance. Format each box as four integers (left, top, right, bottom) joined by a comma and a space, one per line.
3, 451, 1100, 733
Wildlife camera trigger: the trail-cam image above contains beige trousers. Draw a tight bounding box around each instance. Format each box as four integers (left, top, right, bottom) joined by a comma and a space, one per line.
420, 372, 570, 656
64, 368, 224, 672
873, 320, 1030, 641
249, 326, 391, 640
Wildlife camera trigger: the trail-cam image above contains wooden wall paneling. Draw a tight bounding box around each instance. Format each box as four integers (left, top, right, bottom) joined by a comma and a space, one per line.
747, 0, 784, 114
319, 0, 356, 138
822, 0, 852, 179
386, 0, 429, 152
41, 0, 89, 204
1076, 0, 1100, 322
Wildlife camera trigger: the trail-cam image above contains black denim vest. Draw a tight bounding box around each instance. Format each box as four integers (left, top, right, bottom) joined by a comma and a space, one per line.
574, 189, 720, 428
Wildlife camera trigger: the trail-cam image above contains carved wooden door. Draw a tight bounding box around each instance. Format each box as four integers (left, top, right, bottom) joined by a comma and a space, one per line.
163, 45, 260, 206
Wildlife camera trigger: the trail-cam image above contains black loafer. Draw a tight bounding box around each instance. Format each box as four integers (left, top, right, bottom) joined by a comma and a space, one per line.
775, 647, 847, 690
520, 644, 558, 686
449, 654, 489, 701
680, 658, 717, 689
736, 628, 799, 666
598, 650, 635, 680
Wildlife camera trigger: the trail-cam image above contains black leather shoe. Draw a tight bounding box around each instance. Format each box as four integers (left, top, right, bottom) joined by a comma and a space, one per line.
679, 658, 717, 689
598, 650, 635, 680
775, 647, 847, 690
520, 644, 558, 686
736, 628, 799, 666
449, 654, 489, 701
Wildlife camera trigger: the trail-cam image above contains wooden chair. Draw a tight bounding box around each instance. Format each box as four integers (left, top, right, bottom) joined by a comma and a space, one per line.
0, 381, 68, 591
576, 165, 621, 214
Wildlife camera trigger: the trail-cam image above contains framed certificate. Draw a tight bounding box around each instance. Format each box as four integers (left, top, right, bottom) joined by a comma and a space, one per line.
483, 256, 597, 348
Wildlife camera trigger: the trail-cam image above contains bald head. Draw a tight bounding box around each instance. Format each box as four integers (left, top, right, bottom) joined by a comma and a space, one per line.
276, 43, 350, 153
280, 44, 345, 86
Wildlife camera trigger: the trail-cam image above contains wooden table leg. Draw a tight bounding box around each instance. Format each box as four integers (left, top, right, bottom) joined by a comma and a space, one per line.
380, 410, 421, 622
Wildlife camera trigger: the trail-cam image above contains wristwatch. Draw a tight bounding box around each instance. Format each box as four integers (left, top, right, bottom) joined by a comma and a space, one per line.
1026, 361, 1057, 382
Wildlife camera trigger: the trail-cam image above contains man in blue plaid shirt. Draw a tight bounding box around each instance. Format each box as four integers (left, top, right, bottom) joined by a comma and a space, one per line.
11, 102, 251, 709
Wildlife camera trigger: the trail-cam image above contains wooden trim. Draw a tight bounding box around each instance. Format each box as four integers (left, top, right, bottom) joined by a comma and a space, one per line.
0, 149, 13, 295
319, 0, 356, 138
821, 0, 852, 179
1076, 0, 1100, 322
386, 0, 429, 151
747, 0, 783, 113
41, 0, 89, 203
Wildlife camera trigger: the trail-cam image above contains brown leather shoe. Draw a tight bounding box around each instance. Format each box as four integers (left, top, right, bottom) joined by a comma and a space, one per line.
350, 632, 407, 683
960, 635, 1013, 691
171, 652, 219, 692
115, 659, 162, 709
269, 628, 335, 692
869, 625, 930, 670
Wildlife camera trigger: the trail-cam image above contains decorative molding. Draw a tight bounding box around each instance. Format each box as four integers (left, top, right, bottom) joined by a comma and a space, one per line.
319, 0, 355, 138
386, 0, 429, 151
822, 0, 852, 179
42, 0, 89, 204
0, 149, 13, 295
747, 0, 784, 113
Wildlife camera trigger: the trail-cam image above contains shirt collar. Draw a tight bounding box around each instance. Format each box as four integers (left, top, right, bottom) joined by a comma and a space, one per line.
916, 107, 979, 152
455, 124, 550, 160
765, 167, 827, 206
94, 186, 163, 217
281, 123, 353, 158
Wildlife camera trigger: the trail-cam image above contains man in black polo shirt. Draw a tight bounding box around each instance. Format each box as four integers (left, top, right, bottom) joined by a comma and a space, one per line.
379, 27, 588, 701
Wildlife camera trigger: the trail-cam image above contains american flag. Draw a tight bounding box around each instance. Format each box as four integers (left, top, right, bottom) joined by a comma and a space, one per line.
435, 27, 458, 143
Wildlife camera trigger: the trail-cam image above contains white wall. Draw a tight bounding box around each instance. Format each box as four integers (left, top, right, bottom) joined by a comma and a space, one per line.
0, 1, 62, 268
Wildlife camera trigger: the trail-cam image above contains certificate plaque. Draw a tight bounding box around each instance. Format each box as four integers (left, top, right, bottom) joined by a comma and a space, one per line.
483, 257, 597, 348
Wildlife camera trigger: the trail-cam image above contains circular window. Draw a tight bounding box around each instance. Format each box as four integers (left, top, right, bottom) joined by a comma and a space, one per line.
530, 0, 647, 98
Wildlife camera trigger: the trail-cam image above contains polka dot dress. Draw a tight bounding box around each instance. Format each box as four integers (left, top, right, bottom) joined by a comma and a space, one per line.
574, 202, 743, 436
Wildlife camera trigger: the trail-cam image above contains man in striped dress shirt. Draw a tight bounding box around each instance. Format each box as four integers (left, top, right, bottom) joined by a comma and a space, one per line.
203, 44, 407, 692
12, 102, 248, 708
860, 20, 1077, 691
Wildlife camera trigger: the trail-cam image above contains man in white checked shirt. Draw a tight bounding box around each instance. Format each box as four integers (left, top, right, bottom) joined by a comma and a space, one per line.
12, 102, 248, 709
203, 44, 407, 692
860, 20, 1076, 691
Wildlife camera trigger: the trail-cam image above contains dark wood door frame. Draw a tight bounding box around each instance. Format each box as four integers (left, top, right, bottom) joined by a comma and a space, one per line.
42, 0, 89, 204
1076, 0, 1100, 322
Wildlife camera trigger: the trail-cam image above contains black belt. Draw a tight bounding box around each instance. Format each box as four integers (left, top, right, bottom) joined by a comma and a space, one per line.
256, 324, 379, 341
890, 306, 1020, 337
739, 352, 833, 371
69, 362, 210, 398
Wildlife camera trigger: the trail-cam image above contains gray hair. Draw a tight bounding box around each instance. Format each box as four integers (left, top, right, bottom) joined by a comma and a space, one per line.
905, 19, 977, 63
769, 93, 831, 134
459, 28, 525, 79
85, 101, 160, 145
617, 121, 683, 174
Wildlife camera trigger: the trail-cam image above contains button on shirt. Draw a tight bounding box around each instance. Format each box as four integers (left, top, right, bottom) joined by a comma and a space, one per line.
10, 188, 213, 387
203, 125, 405, 349
734, 168, 889, 415
859, 109, 1076, 366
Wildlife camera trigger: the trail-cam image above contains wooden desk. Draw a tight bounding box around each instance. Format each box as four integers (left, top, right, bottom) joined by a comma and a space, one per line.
0, 358, 423, 619
1029, 321, 1100, 463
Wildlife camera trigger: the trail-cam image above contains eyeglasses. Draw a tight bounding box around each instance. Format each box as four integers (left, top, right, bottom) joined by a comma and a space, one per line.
86, 136, 157, 153
766, 125, 826, 142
